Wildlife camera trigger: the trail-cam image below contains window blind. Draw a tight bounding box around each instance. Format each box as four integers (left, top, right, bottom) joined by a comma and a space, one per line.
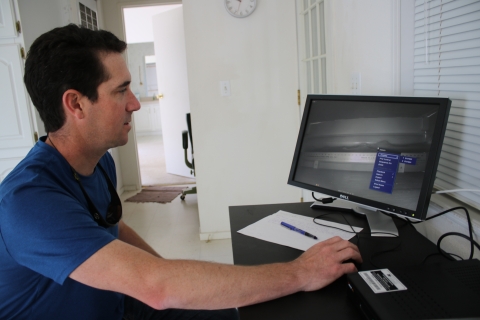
414, 0, 480, 208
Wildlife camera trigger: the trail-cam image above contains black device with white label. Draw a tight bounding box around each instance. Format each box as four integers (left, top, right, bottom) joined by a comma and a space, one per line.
346, 259, 480, 320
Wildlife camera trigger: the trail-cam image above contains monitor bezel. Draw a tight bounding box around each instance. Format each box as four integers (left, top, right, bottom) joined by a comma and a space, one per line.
287, 94, 451, 221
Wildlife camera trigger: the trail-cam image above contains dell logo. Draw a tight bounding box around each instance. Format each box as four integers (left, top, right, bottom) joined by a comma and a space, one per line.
340, 194, 349, 200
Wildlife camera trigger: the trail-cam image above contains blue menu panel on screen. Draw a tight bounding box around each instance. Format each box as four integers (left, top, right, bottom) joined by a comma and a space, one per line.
400, 156, 417, 165
369, 152, 399, 194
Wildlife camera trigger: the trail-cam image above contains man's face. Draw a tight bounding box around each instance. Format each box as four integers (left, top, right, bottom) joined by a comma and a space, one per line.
83, 53, 141, 150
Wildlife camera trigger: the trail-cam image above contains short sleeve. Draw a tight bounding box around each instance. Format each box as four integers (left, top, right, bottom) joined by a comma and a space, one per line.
0, 150, 119, 285
1, 183, 116, 284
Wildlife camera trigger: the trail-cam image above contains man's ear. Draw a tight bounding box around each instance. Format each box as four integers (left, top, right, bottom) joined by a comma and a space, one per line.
62, 89, 87, 119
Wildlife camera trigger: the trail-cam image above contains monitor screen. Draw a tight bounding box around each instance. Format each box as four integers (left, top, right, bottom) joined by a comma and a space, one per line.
288, 95, 451, 222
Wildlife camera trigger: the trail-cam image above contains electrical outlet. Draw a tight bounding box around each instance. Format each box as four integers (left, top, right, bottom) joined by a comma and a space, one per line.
351, 72, 361, 95
220, 80, 231, 96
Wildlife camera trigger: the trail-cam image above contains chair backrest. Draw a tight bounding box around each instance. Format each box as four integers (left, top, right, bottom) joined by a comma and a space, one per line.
186, 113, 193, 154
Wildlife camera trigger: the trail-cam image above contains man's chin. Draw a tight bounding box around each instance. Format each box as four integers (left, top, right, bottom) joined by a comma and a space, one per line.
107, 136, 129, 150
117, 137, 129, 147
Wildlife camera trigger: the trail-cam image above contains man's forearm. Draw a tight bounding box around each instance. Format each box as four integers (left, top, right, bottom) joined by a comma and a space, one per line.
115, 221, 300, 308
70, 235, 360, 311
150, 236, 361, 310
114, 226, 360, 310
155, 258, 302, 310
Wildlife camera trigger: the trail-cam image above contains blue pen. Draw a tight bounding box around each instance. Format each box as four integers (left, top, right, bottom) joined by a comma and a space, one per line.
281, 221, 318, 240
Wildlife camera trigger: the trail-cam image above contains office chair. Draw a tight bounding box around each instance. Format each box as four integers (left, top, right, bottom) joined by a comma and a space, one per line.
180, 113, 197, 200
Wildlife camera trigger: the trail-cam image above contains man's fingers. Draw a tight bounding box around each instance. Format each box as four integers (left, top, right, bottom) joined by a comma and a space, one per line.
311, 236, 362, 264
310, 236, 360, 254
331, 237, 358, 250
340, 261, 358, 274
338, 247, 363, 265
295, 236, 364, 292
325, 237, 362, 260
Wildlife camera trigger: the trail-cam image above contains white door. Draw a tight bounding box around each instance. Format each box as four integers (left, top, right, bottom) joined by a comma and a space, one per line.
0, 0, 16, 39
152, 7, 193, 178
296, 0, 329, 201
0, 44, 35, 181
0, 0, 35, 182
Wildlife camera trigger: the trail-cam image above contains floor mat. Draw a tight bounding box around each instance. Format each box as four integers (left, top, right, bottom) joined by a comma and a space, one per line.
125, 186, 186, 203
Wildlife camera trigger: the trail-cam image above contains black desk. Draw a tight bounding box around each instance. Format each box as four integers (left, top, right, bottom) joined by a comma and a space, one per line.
229, 202, 450, 320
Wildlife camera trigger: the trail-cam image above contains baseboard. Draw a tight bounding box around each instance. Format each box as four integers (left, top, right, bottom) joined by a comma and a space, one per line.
123, 184, 140, 191
199, 231, 231, 241
117, 185, 125, 196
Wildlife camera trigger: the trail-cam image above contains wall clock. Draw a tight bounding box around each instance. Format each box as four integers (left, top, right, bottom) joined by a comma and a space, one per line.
224, 0, 257, 18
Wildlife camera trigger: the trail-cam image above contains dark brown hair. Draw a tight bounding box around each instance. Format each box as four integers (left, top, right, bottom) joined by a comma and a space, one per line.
24, 24, 127, 133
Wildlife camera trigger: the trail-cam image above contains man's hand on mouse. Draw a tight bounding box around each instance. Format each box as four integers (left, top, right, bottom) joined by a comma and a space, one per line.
291, 236, 362, 292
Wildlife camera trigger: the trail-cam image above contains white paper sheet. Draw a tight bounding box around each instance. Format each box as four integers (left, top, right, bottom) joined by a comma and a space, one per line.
237, 210, 363, 251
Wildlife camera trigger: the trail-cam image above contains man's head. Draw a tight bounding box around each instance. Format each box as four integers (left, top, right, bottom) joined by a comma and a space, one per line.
24, 24, 127, 133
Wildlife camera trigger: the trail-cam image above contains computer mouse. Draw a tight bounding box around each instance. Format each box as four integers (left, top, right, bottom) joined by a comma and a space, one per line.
343, 259, 362, 271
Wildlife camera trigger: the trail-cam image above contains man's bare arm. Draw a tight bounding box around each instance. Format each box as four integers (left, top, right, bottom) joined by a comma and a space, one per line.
69, 236, 361, 311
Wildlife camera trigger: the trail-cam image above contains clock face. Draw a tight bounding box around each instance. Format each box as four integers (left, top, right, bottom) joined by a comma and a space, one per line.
225, 0, 257, 18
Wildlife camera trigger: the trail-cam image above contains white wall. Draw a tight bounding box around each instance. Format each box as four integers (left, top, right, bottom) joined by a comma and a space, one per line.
103, 0, 400, 237
101, 0, 180, 44
183, 0, 301, 238
19, 0, 99, 52
328, 0, 396, 95
123, 4, 181, 43
400, 0, 414, 95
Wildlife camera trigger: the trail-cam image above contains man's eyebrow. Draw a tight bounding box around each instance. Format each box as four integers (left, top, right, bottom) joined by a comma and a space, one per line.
115, 80, 131, 89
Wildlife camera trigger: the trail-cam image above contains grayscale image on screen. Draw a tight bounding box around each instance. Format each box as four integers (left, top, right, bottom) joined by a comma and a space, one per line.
293, 100, 439, 211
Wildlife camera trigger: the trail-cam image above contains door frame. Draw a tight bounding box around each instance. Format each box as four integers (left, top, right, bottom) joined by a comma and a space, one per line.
118, 1, 182, 190
295, 0, 334, 202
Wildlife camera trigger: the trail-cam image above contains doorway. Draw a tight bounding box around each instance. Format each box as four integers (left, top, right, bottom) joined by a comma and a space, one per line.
122, 4, 195, 187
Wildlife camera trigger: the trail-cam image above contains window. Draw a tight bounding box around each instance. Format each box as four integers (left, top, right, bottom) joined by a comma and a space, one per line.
79, 2, 99, 31
414, 0, 480, 208
144, 55, 157, 97
297, 0, 327, 96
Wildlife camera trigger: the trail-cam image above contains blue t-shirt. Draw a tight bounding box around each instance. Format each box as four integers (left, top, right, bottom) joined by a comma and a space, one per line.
0, 137, 124, 319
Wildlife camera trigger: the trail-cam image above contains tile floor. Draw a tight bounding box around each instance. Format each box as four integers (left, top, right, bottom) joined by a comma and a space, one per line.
121, 176, 233, 264
136, 135, 196, 187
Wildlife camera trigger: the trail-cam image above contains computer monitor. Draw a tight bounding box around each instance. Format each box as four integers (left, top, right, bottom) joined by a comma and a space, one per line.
288, 95, 451, 234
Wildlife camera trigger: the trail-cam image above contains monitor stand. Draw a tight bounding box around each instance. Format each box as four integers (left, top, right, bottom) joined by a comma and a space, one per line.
310, 202, 399, 237
353, 206, 398, 237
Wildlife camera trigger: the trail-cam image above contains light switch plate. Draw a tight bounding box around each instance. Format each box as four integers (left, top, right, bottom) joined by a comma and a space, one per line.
351, 72, 361, 95
220, 80, 231, 96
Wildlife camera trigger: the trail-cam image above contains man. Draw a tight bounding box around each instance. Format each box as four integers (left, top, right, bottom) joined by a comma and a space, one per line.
0, 24, 362, 319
